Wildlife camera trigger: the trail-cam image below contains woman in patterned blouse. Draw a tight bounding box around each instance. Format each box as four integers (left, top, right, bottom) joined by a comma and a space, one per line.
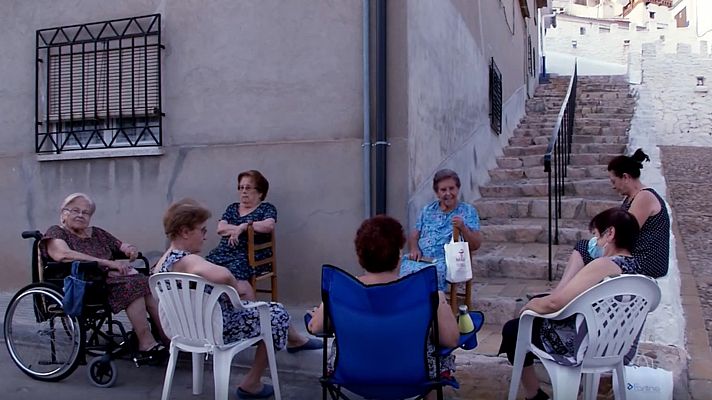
42, 193, 167, 360
206, 170, 276, 300
399, 169, 483, 291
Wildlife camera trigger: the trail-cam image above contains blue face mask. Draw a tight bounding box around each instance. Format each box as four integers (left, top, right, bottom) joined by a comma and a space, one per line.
587, 236, 604, 259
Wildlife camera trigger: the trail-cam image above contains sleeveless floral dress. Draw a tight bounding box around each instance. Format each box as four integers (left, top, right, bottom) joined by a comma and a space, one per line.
159, 249, 289, 348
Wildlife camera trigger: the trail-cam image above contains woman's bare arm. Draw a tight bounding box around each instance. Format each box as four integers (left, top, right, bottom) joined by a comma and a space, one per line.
45, 238, 127, 273
437, 292, 459, 348
522, 258, 622, 315
627, 190, 660, 228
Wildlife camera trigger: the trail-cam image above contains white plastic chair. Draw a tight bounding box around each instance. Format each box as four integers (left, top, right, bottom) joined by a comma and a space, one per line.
149, 272, 281, 400
508, 274, 661, 400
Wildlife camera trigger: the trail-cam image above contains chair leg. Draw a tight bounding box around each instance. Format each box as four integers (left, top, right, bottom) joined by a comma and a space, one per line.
464, 280, 472, 309
161, 346, 179, 400
613, 364, 627, 400
449, 284, 458, 315
508, 347, 526, 400
271, 275, 278, 302
540, 360, 583, 400
192, 352, 204, 395
212, 350, 233, 400
583, 372, 600, 400
258, 307, 281, 400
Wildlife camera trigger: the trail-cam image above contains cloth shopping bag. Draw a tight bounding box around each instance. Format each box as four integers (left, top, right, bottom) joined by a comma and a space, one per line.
616, 365, 673, 400
444, 235, 472, 283
62, 261, 87, 317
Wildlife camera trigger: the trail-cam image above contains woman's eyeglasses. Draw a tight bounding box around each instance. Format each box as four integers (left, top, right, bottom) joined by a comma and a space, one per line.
238, 186, 256, 192
63, 207, 93, 217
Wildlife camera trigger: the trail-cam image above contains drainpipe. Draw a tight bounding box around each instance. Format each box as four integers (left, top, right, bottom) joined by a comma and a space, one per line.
539, 10, 556, 84
374, 0, 388, 214
362, 0, 372, 218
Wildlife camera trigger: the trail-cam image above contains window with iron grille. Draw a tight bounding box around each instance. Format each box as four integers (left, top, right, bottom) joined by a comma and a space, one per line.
35, 14, 163, 154
489, 57, 502, 136
527, 35, 534, 76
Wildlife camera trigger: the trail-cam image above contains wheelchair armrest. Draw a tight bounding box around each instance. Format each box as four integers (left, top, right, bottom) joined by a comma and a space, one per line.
111, 251, 151, 276
44, 260, 106, 282
304, 312, 333, 338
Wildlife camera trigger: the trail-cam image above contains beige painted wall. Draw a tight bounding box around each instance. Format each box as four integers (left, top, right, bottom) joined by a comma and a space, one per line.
401, 0, 539, 226
0, 0, 364, 303
0, 0, 545, 305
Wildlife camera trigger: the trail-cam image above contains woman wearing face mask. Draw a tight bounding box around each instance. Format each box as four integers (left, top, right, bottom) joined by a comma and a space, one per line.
499, 208, 641, 400
556, 148, 670, 292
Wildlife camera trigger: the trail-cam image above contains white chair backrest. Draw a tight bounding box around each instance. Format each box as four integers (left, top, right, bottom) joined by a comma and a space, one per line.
149, 272, 243, 347
551, 274, 661, 369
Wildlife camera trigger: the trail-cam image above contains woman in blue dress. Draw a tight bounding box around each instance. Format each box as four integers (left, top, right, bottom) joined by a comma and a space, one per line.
400, 169, 483, 291
206, 170, 277, 300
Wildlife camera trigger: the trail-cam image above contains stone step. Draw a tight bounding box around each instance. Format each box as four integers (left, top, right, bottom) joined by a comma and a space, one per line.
524, 112, 635, 121
495, 153, 619, 169
480, 178, 616, 198
508, 133, 627, 146
488, 164, 610, 180
474, 196, 620, 219
479, 217, 590, 245
474, 242, 571, 280
503, 143, 626, 157
513, 125, 629, 137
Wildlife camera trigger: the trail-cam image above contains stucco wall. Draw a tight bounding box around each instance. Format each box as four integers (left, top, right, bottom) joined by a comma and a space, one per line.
404, 0, 536, 225
0, 0, 365, 303
545, 14, 709, 71
630, 43, 712, 348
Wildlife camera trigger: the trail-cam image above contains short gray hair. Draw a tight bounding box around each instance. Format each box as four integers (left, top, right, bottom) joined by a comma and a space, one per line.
432, 169, 461, 192
60, 193, 96, 224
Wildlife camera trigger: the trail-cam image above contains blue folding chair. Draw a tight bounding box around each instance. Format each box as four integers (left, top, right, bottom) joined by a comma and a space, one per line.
313, 264, 482, 400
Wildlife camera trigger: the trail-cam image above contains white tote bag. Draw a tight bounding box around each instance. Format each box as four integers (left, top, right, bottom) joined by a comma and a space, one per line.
614, 365, 673, 400
444, 235, 472, 283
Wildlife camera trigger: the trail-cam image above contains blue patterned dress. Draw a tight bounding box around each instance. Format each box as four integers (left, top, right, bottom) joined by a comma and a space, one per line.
205, 202, 277, 280
400, 201, 480, 291
158, 249, 289, 348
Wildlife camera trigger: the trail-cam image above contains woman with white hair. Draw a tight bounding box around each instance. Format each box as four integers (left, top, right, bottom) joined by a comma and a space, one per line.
42, 193, 167, 361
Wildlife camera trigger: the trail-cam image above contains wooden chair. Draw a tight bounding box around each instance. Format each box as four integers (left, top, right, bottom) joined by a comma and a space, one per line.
448, 226, 473, 315
247, 223, 278, 301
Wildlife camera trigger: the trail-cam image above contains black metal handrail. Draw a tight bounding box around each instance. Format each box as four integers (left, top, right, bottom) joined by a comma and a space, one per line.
543, 62, 578, 281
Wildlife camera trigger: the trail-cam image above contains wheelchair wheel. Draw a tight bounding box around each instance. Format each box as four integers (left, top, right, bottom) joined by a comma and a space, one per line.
87, 355, 118, 388
4, 283, 84, 382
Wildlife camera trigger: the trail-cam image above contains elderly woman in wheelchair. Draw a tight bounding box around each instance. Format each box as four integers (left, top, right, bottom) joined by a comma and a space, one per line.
41, 193, 167, 359
499, 208, 643, 400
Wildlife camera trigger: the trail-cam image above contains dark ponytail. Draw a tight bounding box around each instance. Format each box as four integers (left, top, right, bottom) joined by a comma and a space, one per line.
608, 148, 650, 179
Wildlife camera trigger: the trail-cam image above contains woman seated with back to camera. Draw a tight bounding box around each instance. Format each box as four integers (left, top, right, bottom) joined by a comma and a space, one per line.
498, 208, 642, 400
156, 198, 320, 399
400, 169, 483, 291
41, 193, 167, 360
308, 215, 460, 399
205, 170, 277, 300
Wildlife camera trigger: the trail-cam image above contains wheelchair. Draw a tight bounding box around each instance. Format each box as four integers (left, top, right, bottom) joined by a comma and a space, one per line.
3, 230, 160, 388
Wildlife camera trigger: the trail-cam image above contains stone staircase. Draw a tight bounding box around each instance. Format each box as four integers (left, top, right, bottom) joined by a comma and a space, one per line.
470, 75, 635, 328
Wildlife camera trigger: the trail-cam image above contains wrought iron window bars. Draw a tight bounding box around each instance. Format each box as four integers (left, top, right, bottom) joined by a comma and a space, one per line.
35, 14, 164, 154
